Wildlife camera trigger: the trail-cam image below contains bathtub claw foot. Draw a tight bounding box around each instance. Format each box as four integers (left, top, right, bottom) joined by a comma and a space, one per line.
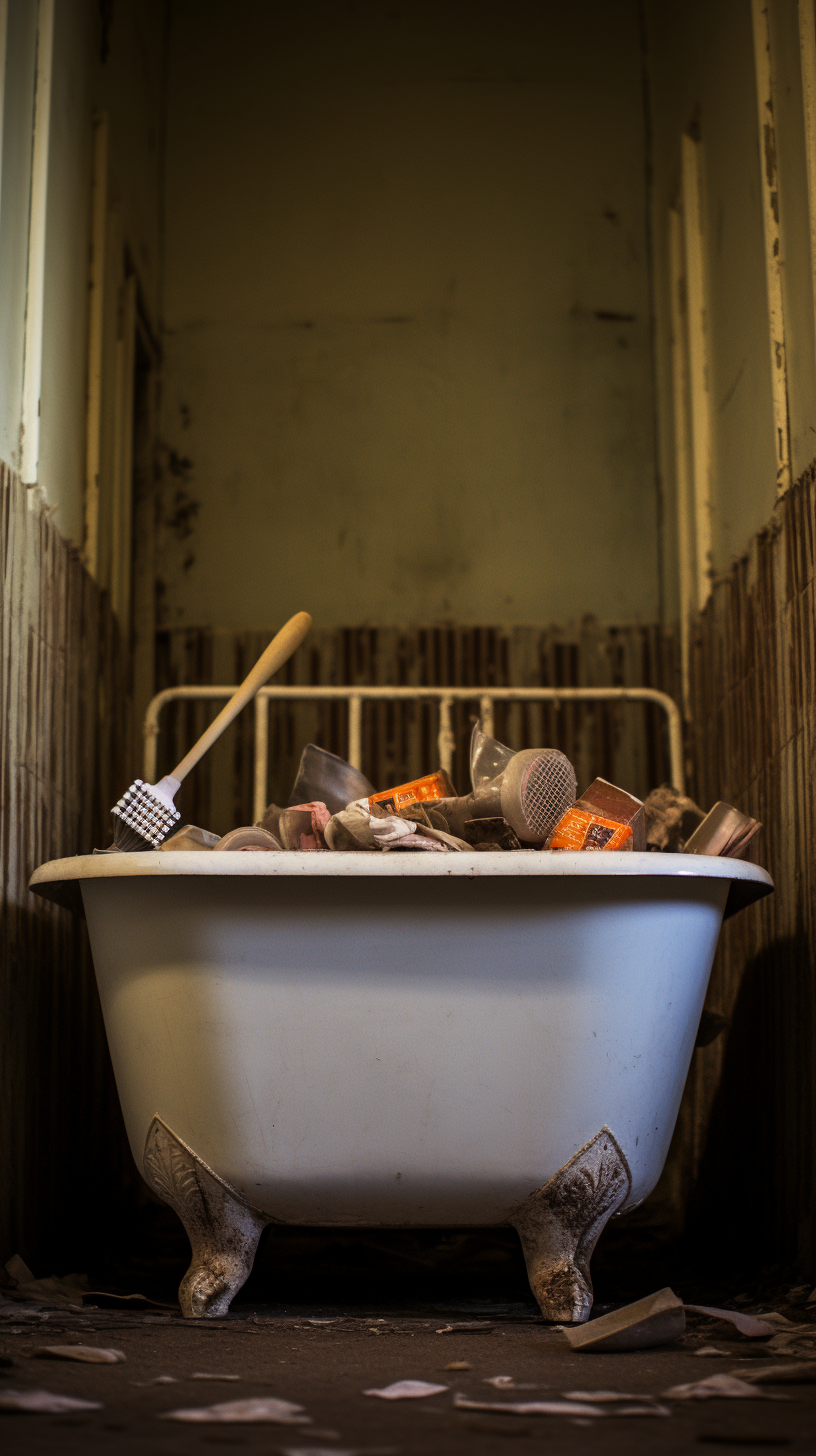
143, 1116, 269, 1318
509, 1126, 631, 1324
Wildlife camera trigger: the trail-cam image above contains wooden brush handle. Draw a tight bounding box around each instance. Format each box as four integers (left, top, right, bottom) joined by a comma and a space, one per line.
170, 611, 312, 784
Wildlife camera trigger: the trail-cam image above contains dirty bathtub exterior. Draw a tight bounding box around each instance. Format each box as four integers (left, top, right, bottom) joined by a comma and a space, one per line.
30, 851, 772, 1322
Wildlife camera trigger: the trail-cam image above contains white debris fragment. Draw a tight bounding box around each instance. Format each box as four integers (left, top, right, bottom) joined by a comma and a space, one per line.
764, 1328, 816, 1357
0, 1388, 103, 1413
29, 1344, 125, 1363
611, 1405, 672, 1417
191, 1372, 240, 1381
364, 1380, 447, 1400
663, 1373, 786, 1400
483, 1375, 537, 1390
161, 1396, 310, 1423
694, 1346, 729, 1356
281, 1450, 398, 1456
562, 1390, 658, 1403
452, 1394, 606, 1417
728, 1362, 816, 1384
280, 1450, 357, 1456
684, 1305, 776, 1337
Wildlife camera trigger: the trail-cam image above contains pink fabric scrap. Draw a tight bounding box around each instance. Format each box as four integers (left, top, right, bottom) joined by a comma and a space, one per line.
289, 801, 331, 850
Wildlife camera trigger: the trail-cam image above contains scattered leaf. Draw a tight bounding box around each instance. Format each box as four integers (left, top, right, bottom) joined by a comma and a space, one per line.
435, 1322, 496, 1334
613, 1405, 672, 1417
0, 1387, 103, 1413
664, 1374, 787, 1401
452, 1394, 605, 1417
29, 1345, 125, 1364
281, 1450, 397, 1456
726, 1363, 816, 1385
443, 1362, 471, 1371
685, 1306, 777, 1338
161, 1396, 310, 1424
562, 1390, 658, 1404
364, 1380, 447, 1400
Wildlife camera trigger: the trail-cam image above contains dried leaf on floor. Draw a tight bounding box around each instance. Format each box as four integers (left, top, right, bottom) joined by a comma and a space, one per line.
281, 1449, 397, 1456
443, 1361, 471, 1371
663, 1374, 788, 1400
764, 1329, 816, 1358
452, 1395, 605, 1417
280, 1450, 357, 1456
610, 1405, 672, 1417
435, 1322, 496, 1334
562, 1390, 659, 1403
684, 1306, 777, 1338
364, 1380, 447, 1400
483, 1376, 538, 1390
726, 1362, 816, 1384
161, 1396, 310, 1423
5, 1275, 87, 1309
29, 1344, 125, 1363
0, 1388, 103, 1413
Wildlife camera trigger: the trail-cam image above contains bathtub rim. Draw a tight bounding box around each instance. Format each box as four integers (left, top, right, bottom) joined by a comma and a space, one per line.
30, 848, 773, 920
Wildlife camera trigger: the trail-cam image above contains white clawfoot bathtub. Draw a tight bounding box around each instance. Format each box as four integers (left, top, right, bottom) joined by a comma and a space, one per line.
31, 851, 772, 1321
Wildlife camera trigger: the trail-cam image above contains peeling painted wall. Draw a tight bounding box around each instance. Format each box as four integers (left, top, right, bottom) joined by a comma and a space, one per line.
0, 1, 38, 478
159, 0, 660, 631
0, 0, 165, 548
647, 0, 816, 599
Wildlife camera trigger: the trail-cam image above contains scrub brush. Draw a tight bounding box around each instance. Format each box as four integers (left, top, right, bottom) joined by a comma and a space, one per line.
111, 611, 311, 850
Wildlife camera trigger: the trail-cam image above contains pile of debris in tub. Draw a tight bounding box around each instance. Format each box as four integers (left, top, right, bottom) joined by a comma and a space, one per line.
156, 725, 762, 859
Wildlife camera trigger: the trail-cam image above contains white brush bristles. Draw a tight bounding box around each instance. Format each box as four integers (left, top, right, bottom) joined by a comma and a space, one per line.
111, 779, 181, 851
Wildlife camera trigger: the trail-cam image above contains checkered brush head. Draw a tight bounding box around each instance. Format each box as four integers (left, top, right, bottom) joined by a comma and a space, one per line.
111, 779, 181, 851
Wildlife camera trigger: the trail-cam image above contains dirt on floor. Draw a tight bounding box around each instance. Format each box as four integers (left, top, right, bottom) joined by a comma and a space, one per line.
1, 1284, 815, 1455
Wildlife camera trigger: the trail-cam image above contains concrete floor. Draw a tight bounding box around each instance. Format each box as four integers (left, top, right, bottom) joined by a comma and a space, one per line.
1, 1293, 814, 1454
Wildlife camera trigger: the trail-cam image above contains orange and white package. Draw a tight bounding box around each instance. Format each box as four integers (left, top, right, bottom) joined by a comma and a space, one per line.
549, 805, 633, 851
370, 769, 455, 815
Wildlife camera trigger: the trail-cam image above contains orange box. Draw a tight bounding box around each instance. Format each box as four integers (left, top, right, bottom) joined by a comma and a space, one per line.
370, 769, 455, 815
549, 806, 633, 851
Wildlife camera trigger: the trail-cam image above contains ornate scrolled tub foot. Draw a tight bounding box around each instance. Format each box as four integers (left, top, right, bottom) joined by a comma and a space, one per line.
143, 1116, 270, 1318
509, 1126, 632, 1324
